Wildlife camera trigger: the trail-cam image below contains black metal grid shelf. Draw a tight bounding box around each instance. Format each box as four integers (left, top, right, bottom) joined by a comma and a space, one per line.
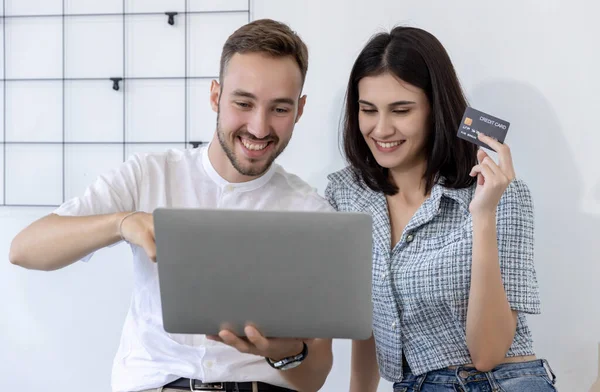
1, 0, 252, 207
1, 10, 249, 19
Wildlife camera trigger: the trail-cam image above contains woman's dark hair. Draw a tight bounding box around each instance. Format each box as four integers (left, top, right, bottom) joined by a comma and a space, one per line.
342, 26, 478, 195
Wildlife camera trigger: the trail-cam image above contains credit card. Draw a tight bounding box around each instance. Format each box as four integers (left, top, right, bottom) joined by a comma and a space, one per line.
457, 107, 510, 151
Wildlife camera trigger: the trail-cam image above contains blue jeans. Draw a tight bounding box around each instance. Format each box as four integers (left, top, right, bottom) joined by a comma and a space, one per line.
393, 359, 557, 391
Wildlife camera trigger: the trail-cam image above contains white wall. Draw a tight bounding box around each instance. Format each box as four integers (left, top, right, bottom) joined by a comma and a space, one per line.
1, 0, 599, 391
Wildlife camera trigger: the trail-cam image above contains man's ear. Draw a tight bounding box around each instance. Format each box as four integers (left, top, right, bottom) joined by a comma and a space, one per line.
295, 94, 307, 123
210, 80, 221, 113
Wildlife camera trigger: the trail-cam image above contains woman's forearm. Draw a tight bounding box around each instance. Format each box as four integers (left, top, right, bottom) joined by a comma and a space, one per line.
466, 211, 518, 371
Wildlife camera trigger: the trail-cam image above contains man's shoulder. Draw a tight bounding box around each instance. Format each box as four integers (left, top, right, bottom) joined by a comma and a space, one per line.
271, 164, 316, 194
130, 147, 201, 170
269, 165, 332, 211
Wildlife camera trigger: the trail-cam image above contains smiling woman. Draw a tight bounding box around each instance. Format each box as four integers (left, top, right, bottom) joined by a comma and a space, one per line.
325, 25, 558, 392
341, 28, 478, 197
357, 73, 429, 172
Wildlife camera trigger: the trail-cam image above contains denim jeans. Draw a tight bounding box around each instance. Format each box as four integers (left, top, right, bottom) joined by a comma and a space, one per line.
393, 359, 557, 391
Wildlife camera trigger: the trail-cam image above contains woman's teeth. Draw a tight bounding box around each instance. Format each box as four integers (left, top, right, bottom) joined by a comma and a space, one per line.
376, 140, 403, 148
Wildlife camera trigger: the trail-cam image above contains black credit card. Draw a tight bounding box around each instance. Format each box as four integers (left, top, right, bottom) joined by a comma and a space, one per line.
457, 107, 510, 151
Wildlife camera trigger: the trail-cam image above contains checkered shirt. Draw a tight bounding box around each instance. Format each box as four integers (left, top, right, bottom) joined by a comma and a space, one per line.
325, 166, 541, 382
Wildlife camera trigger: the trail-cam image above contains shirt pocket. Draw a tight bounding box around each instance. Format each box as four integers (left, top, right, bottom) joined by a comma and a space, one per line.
416, 224, 468, 251
414, 224, 472, 305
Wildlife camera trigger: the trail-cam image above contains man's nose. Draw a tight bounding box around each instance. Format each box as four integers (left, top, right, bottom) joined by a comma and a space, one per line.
247, 111, 270, 139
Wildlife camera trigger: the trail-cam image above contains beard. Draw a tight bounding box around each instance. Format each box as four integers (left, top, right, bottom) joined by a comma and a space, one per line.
216, 112, 289, 177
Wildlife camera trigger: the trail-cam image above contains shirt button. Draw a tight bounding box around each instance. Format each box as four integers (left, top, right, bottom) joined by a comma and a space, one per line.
205, 360, 214, 368
406, 234, 414, 243
224, 185, 234, 192
391, 321, 397, 330
380, 271, 387, 280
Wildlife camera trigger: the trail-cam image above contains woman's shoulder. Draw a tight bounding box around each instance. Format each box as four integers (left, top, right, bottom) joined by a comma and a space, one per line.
494, 178, 534, 210
326, 166, 371, 194
327, 166, 358, 186
325, 166, 375, 211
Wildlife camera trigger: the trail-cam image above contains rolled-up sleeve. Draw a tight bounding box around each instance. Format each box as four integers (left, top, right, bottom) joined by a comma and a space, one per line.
53, 153, 142, 218
51, 153, 143, 262
496, 178, 541, 314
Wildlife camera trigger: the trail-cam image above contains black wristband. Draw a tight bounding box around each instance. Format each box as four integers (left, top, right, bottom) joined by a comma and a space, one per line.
265, 342, 308, 370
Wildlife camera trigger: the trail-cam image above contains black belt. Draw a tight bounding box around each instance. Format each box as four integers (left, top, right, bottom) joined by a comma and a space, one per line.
163, 378, 296, 392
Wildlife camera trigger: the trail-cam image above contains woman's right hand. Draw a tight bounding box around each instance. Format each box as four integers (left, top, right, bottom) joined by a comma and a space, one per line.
119, 212, 157, 262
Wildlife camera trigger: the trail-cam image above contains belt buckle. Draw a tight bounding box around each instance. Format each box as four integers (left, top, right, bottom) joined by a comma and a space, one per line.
190, 379, 224, 391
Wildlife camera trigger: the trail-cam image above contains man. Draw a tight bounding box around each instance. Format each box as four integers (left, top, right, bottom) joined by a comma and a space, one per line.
9, 19, 333, 392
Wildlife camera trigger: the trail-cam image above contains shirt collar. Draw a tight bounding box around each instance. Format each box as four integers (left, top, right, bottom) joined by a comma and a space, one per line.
361, 175, 473, 252
435, 177, 474, 214
360, 175, 473, 215
201, 142, 277, 192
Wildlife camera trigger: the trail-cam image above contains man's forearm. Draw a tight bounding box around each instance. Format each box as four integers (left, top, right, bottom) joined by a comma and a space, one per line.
280, 339, 333, 392
9, 212, 126, 271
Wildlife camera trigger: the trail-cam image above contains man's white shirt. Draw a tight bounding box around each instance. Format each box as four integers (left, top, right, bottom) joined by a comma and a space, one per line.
53, 144, 333, 392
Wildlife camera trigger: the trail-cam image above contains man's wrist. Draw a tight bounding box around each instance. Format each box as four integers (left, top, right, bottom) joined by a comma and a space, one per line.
265, 341, 308, 370
269, 341, 305, 362
113, 212, 128, 240
117, 211, 141, 242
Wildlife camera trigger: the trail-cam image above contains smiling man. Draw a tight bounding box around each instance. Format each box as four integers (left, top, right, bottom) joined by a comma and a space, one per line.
9, 19, 334, 392
209, 37, 305, 183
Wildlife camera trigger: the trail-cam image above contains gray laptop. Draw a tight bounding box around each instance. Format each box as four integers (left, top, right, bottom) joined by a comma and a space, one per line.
153, 207, 373, 340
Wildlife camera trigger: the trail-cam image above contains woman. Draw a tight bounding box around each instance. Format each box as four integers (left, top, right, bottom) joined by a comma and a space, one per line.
326, 26, 557, 391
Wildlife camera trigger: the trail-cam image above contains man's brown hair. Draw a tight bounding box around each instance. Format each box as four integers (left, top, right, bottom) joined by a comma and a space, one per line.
219, 18, 309, 86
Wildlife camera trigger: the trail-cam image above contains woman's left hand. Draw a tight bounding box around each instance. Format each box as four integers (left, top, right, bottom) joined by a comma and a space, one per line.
469, 133, 516, 216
